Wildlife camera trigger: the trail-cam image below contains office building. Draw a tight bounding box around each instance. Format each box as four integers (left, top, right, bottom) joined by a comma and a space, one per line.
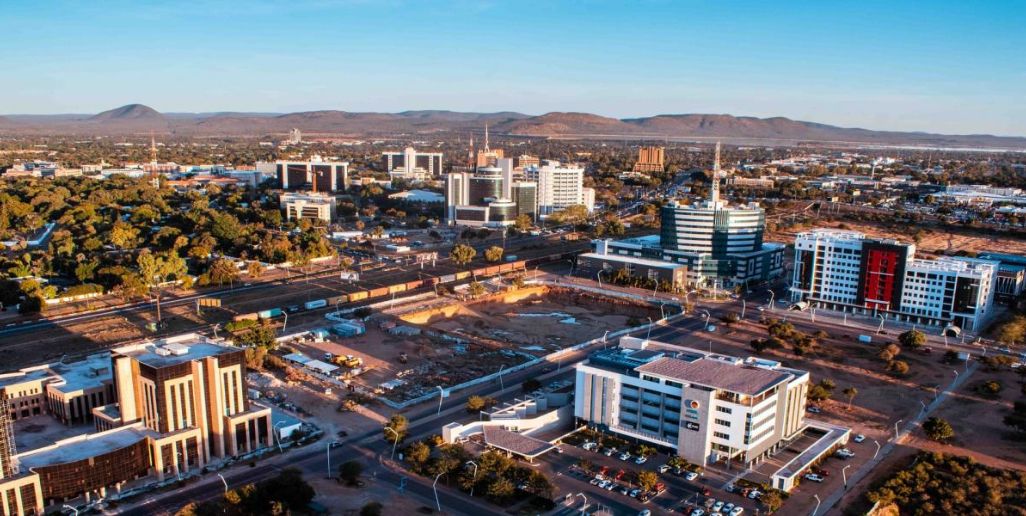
575, 338, 809, 470
633, 146, 665, 173
268, 157, 349, 192
381, 147, 443, 181
525, 161, 595, 215
977, 252, 1026, 301
791, 230, 998, 332
0, 334, 274, 514
280, 192, 337, 223
511, 182, 538, 222
444, 167, 537, 228
584, 144, 784, 289
287, 128, 302, 145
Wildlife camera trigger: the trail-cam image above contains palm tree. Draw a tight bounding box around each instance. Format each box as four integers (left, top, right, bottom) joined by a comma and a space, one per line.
843, 386, 858, 411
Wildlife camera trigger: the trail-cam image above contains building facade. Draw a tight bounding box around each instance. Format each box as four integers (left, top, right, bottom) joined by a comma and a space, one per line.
791, 230, 998, 332
525, 162, 595, 215
270, 157, 349, 192
632, 146, 665, 173
382, 147, 443, 181
444, 167, 538, 228
280, 192, 337, 223
575, 338, 808, 469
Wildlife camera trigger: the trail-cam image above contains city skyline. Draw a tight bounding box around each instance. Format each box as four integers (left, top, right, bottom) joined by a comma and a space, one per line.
2, 0, 1025, 136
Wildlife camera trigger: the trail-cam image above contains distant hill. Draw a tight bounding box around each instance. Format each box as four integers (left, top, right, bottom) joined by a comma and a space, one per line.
89, 103, 164, 121
1, 105, 1024, 149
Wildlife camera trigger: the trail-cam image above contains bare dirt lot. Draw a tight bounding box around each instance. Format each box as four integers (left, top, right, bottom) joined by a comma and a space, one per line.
768, 218, 1026, 257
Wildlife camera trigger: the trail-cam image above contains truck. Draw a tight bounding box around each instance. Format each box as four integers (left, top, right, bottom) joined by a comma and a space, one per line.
332, 354, 363, 368
858, 335, 873, 344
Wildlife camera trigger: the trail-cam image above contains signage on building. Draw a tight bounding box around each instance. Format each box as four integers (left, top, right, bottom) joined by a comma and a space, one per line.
685, 421, 700, 431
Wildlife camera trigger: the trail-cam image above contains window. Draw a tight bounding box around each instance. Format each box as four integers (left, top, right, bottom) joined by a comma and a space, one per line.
715, 406, 732, 414
715, 418, 731, 427
713, 431, 731, 440
666, 380, 683, 388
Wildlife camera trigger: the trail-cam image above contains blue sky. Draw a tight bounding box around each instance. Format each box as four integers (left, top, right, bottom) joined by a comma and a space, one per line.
3, 0, 1025, 135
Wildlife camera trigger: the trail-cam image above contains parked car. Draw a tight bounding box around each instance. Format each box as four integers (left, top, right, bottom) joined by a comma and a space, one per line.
690, 509, 705, 516
635, 455, 648, 465
807, 406, 822, 414
730, 507, 744, 516
835, 448, 856, 459
712, 501, 725, 512
723, 503, 735, 513
630, 488, 642, 498
853, 434, 866, 443
704, 498, 717, 508
619, 452, 632, 461
685, 471, 699, 481
804, 473, 825, 483
659, 464, 671, 473
747, 490, 762, 500
603, 447, 617, 456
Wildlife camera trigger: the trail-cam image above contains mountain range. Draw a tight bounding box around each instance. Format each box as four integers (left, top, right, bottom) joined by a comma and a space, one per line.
2, 104, 1024, 149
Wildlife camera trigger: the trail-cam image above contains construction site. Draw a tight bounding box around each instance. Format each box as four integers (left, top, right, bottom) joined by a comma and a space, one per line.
284, 284, 664, 406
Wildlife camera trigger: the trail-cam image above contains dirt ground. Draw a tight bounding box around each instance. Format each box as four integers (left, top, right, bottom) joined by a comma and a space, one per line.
768, 218, 1026, 257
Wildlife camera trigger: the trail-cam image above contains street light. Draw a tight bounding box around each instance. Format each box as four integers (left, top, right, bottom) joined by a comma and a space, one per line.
433, 472, 444, 512
602, 330, 610, 349
282, 311, 289, 335
768, 290, 775, 311
812, 494, 821, 516
437, 386, 445, 415
646, 317, 653, 341
385, 427, 400, 461
876, 314, 885, 334
466, 460, 479, 497
273, 421, 286, 453
217, 473, 229, 494
873, 440, 881, 460
575, 493, 588, 514
740, 299, 746, 320
701, 310, 711, 329
919, 399, 927, 415
596, 270, 604, 288
893, 419, 903, 441
498, 364, 506, 390
842, 464, 852, 489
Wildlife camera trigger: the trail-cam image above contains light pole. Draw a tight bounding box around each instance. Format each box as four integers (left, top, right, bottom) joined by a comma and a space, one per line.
876, 314, 885, 334
596, 270, 604, 288
873, 440, 881, 459
498, 364, 506, 390
326, 441, 337, 479
63, 505, 78, 516
385, 427, 400, 461
919, 399, 927, 415
768, 290, 775, 311
812, 494, 821, 516
576, 493, 588, 514
437, 386, 445, 415
282, 311, 289, 335
952, 369, 959, 389
466, 460, 479, 497
893, 419, 903, 441
433, 472, 444, 512
701, 310, 710, 329
273, 421, 286, 453
602, 330, 610, 349
842, 464, 851, 489
646, 317, 653, 340
217, 473, 228, 494
740, 299, 746, 320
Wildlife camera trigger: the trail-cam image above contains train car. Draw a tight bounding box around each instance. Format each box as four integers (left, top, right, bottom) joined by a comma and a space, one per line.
369, 287, 389, 298
327, 295, 347, 306
233, 312, 259, 322
405, 280, 423, 290
454, 271, 470, 281
304, 299, 328, 310
258, 307, 284, 319
387, 284, 407, 294
511, 259, 527, 271
440, 274, 456, 284
498, 263, 513, 273
348, 291, 369, 302
483, 265, 501, 276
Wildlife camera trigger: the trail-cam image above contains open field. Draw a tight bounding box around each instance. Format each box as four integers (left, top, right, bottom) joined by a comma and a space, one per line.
768, 218, 1026, 257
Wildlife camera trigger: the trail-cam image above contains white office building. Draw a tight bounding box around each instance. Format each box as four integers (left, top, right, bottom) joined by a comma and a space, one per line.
575, 338, 809, 470
382, 147, 443, 181
525, 161, 595, 215
280, 192, 336, 223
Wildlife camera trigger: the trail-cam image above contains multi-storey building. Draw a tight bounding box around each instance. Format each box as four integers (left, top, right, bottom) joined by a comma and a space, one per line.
524, 161, 595, 215
280, 192, 337, 223
791, 230, 998, 332
977, 252, 1026, 301
444, 167, 537, 228
575, 338, 809, 470
267, 157, 349, 192
381, 147, 443, 181
632, 146, 665, 173
0, 334, 274, 515
582, 144, 784, 289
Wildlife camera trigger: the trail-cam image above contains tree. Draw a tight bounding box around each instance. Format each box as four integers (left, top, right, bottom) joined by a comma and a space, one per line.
899, 329, 927, 349
843, 386, 858, 410
110, 220, 140, 249
514, 214, 533, 231
484, 246, 504, 263
208, 258, 240, 287
247, 261, 264, 278
384, 414, 408, 442
338, 460, 364, 485
405, 441, 431, 467
761, 490, 784, 513
466, 395, 486, 412
360, 502, 383, 516
636, 470, 658, 491
450, 243, 476, 267
878, 343, 901, 362
923, 416, 955, 442
807, 379, 835, 402
467, 281, 486, 297
888, 360, 910, 375
137, 250, 187, 322
486, 477, 515, 500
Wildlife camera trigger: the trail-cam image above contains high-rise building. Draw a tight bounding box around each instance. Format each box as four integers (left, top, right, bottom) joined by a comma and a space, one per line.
575, 338, 811, 475
475, 124, 504, 167
511, 181, 538, 222
381, 147, 443, 181
791, 230, 998, 332
633, 146, 665, 173
270, 157, 349, 192
585, 144, 784, 288
287, 128, 302, 145
526, 161, 594, 215
444, 167, 537, 227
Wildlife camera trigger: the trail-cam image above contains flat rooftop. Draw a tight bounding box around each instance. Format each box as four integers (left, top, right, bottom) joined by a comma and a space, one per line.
635, 357, 792, 396
17, 424, 151, 470
113, 333, 239, 368
47, 353, 111, 393
482, 426, 555, 458
579, 252, 685, 270
0, 369, 50, 390
13, 416, 93, 452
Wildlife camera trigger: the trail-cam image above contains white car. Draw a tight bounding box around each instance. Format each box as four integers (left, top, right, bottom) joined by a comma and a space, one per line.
635, 455, 648, 465
730, 507, 744, 516
658, 464, 671, 473
685, 471, 699, 481
835, 448, 856, 459
712, 501, 725, 512
853, 434, 866, 443
723, 503, 735, 513
804, 473, 825, 483
619, 452, 632, 461
691, 510, 705, 516
747, 490, 761, 500
599, 480, 611, 489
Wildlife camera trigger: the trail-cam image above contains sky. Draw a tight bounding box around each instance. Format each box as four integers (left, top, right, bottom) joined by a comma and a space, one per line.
2, 0, 1025, 135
